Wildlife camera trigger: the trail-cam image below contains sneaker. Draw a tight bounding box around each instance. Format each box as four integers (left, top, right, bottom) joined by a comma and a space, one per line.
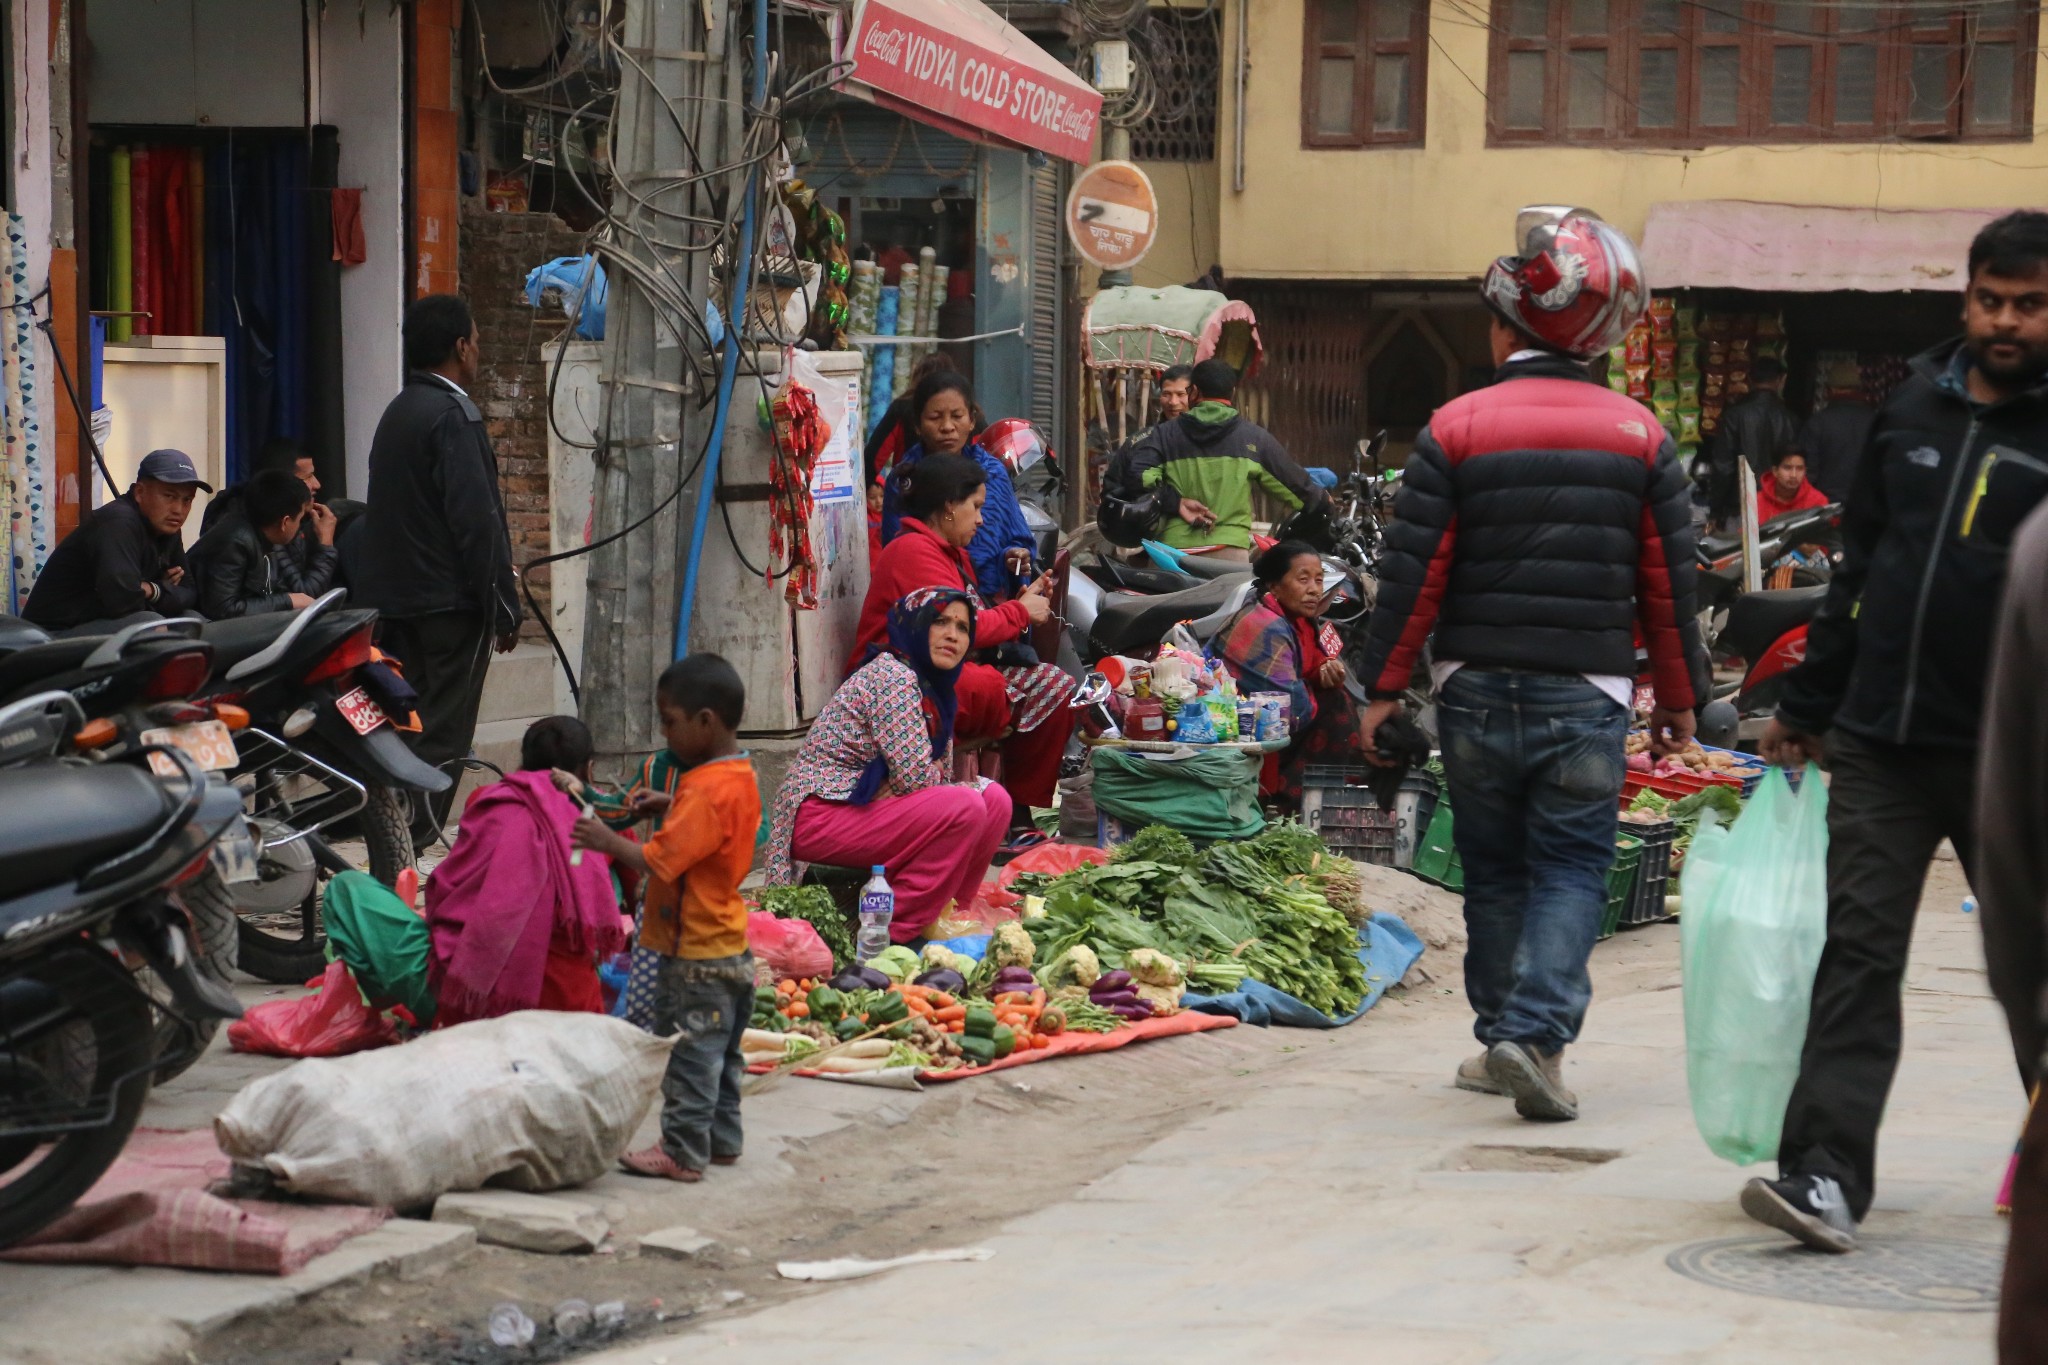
618, 1146, 703, 1182
1455, 1052, 1504, 1095
1740, 1174, 1858, 1253
1486, 1041, 1579, 1121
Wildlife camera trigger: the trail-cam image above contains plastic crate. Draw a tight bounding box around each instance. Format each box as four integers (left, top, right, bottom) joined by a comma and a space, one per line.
1623, 766, 1744, 804
1599, 833, 1644, 940
1300, 766, 1429, 867
1696, 744, 1768, 798
1618, 816, 1677, 925
1410, 795, 1462, 891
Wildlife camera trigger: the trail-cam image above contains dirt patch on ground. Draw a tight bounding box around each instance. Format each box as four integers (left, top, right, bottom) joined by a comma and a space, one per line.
194, 1028, 1309, 1365
1353, 862, 1466, 982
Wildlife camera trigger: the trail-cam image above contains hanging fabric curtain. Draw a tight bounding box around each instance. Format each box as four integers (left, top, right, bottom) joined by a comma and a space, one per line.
2, 213, 52, 611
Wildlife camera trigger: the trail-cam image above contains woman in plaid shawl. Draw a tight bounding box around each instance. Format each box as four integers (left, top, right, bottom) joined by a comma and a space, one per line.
1214, 540, 1363, 807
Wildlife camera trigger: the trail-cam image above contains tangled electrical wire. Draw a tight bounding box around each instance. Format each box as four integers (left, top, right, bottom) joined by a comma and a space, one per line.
1069, 0, 1222, 131
471, 0, 851, 707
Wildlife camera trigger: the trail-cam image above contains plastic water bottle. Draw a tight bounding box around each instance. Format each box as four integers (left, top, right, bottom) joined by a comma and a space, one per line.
856, 866, 895, 964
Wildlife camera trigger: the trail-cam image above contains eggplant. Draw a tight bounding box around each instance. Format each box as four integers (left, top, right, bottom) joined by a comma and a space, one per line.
1107, 1001, 1153, 1019
1094, 970, 1133, 993
915, 968, 968, 994
992, 968, 1038, 991
828, 969, 872, 994
1090, 988, 1141, 1009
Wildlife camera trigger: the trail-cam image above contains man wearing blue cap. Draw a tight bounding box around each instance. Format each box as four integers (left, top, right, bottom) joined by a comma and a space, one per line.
23, 448, 208, 632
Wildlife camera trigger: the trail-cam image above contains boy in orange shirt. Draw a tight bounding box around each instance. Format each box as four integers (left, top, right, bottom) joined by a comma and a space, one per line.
573, 653, 761, 1182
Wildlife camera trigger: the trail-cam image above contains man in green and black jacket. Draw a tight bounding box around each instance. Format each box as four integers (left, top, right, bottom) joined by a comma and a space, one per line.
1129, 359, 1326, 560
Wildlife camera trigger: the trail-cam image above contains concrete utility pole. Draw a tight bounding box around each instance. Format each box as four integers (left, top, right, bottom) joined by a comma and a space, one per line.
582, 0, 745, 759
1093, 36, 1133, 291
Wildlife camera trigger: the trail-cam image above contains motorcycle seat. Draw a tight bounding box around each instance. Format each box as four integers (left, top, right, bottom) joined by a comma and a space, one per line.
1719, 585, 1828, 664
1082, 562, 1198, 595
198, 608, 373, 675
0, 763, 169, 894
0, 615, 52, 656
1089, 576, 1245, 658
0, 638, 111, 702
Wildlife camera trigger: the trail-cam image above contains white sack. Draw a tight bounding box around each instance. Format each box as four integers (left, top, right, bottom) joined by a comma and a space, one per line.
214, 1012, 671, 1207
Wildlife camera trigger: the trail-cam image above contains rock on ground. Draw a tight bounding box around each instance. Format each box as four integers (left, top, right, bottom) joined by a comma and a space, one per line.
430, 1190, 609, 1254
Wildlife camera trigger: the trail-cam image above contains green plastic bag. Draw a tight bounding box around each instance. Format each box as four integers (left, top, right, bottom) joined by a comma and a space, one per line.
1089, 746, 1264, 843
1680, 765, 1828, 1164
322, 871, 436, 1024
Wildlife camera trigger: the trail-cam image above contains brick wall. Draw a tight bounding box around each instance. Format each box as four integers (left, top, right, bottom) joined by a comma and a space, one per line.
460, 206, 586, 639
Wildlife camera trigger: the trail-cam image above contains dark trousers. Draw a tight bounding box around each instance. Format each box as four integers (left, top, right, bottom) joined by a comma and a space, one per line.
1777, 728, 1978, 1220
2001, 1092, 2048, 1362
376, 611, 492, 827
646, 951, 754, 1171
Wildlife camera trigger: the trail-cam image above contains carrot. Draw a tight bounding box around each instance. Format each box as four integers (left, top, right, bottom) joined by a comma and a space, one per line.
932, 1004, 966, 1024
786, 1001, 809, 1019
947, 1019, 964, 1033
929, 992, 957, 1010
906, 998, 934, 1017
1030, 1033, 1050, 1049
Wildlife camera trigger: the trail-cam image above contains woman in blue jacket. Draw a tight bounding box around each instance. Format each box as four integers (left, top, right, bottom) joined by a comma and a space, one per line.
879, 370, 1035, 601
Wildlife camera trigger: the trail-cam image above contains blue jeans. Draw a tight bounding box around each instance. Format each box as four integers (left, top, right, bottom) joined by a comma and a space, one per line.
1436, 668, 1627, 1052
647, 951, 755, 1171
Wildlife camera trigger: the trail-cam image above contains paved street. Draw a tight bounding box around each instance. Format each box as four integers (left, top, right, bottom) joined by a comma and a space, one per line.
584, 855, 2013, 1365
0, 853, 2014, 1364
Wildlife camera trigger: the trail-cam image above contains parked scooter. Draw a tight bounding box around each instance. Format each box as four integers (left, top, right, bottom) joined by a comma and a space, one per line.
0, 693, 248, 1247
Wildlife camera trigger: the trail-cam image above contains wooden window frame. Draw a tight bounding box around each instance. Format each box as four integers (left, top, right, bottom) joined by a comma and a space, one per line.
1302, 0, 1431, 148
1484, 0, 2038, 146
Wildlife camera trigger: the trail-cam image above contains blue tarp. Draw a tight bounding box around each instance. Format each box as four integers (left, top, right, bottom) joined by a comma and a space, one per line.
1184, 911, 1424, 1028
524, 255, 608, 340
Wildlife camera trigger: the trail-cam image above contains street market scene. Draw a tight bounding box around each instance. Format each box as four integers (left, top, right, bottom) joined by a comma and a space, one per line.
1, 0, 2047, 1360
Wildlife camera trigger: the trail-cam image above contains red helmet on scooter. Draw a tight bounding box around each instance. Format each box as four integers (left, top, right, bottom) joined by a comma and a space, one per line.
1481, 206, 1648, 360
980, 418, 1054, 478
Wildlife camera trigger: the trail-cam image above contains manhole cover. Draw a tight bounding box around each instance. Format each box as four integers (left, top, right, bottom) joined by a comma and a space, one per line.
1667, 1235, 2003, 1312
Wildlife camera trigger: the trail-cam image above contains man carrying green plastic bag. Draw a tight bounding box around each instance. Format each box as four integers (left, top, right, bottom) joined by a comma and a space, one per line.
1681, 767, 1828, 1168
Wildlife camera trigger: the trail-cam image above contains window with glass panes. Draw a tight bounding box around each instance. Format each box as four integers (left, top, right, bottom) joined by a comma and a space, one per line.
1485, 0, 2036, 144
1303, 0, 1430, 146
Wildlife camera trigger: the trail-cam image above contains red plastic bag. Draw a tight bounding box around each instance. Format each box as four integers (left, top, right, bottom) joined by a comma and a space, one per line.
746, 911, 835, 981
996, 842, 1108, 889
228, 962, 399, 1058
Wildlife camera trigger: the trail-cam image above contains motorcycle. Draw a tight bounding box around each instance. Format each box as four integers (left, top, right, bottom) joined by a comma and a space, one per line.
190, 590, 447, 983
1693, 502, 1841, 737
0, 692, 248, 1247
0, 594, 450, 984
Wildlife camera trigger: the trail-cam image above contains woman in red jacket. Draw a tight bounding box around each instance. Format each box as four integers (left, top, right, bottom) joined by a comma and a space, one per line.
853, 454, 1075, 846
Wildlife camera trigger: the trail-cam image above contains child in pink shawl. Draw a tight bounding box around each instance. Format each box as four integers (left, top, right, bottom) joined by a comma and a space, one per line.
425, 717, 628, 1026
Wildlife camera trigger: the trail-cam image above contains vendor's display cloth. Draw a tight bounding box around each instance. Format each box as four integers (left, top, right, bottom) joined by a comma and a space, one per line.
424, 770, 626, 1021
1185, 912, 1423, 1028
0, 1128, 388, 1274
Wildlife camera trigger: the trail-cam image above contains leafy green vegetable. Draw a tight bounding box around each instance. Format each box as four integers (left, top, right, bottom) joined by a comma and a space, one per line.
751, 885, 854, 969
1110, 824, 1197, 871
1671, 784, 1744, 838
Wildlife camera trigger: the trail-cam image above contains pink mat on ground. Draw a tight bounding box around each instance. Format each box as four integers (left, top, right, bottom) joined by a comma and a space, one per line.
0, 1128, 389, 1274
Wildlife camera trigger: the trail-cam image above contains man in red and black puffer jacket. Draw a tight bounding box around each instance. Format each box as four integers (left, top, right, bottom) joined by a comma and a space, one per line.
1360, 208, 1711, 1124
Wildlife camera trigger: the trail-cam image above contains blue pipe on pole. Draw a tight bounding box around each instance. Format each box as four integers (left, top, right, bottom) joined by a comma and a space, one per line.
674, 0, 771, 660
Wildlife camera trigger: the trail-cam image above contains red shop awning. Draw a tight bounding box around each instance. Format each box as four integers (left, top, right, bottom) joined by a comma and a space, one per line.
844, 0, 1102, 164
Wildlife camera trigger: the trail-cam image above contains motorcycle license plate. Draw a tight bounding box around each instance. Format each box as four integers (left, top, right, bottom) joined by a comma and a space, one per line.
209, 820, 261, 885
141, 720, 238, 779
336, 686, 388, 736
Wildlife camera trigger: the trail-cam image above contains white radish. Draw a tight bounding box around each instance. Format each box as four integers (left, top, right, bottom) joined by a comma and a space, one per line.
814, 1055, 889, 1073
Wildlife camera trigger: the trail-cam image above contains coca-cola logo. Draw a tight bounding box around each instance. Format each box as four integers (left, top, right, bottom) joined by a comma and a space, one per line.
861, 24, 904, 65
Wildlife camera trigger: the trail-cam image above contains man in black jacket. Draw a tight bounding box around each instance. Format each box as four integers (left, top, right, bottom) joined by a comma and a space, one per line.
1740, 211, 2048, 1255
1799, 362, 1878, 501
187, 468, 338, 618
23, 448, 206, 632
353, 295, 520, 835
1707, 355, 1799, 525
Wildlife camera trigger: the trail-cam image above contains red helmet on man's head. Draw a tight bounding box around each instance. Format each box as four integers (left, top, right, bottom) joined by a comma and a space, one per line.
979, 418, 1054, 477
1481, 207, 1648, 360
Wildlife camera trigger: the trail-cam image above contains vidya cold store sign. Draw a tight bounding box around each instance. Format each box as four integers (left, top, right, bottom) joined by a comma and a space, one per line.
847, 0, 1103, 165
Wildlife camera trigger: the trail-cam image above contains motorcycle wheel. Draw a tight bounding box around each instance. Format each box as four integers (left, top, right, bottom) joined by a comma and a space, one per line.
235, 785, 416, 985
147, 869, 241, 1085
0, 950, 155, 1248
